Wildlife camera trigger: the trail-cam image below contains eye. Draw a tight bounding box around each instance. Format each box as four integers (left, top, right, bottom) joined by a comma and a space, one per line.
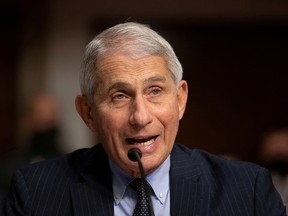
112, 93, 127, 100
149, 87, 162, 96
109, 91, 130, 107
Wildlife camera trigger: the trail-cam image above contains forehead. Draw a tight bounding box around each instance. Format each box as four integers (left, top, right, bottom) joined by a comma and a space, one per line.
95, 54, 172, 83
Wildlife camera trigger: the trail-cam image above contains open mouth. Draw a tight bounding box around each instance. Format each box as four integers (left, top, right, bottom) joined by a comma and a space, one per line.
126, 136, 158, 146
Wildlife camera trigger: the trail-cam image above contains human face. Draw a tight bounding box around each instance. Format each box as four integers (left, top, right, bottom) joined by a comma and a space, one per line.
90, 54, 187, 177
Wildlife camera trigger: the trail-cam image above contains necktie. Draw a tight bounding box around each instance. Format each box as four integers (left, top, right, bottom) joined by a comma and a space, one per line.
130, 178, 152, 216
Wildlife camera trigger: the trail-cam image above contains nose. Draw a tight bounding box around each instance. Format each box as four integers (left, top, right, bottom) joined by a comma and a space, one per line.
129, 96, 153, 128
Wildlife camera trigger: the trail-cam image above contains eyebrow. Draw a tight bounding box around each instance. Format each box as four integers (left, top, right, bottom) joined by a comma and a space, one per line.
107, 75, 167, 92
143, 75, 167, 86
107, 82, 130, 92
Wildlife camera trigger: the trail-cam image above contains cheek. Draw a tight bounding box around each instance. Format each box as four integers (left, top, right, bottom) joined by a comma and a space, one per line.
160, 103, 180, 133
157, 102, 179, 123
95, 109, 129, 139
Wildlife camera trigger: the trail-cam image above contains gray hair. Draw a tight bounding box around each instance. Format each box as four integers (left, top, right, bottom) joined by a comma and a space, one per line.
80, 22, 183, 103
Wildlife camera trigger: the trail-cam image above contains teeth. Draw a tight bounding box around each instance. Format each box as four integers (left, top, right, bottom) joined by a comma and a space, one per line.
127, 136, 156, 146
136, 138, 155, 146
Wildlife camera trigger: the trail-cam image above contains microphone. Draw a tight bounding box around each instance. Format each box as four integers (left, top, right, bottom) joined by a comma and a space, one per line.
128, 148, 155, 216
128, 148, 145, 177
128, 148, 142, 161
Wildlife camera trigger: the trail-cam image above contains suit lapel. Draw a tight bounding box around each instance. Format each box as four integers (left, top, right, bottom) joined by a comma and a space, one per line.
170, 145, 211, 216
69, 145, 114, 216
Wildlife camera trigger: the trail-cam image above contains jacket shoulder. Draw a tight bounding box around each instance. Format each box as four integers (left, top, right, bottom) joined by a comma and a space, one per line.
172, 143, 263, 183
2, 145, 108, 215
171, 144, 286, 215
17, 144, 105, 180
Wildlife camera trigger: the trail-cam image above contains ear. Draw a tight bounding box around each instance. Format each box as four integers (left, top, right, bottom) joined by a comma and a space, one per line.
75, 95, 97, 132
177, 80, 188, 120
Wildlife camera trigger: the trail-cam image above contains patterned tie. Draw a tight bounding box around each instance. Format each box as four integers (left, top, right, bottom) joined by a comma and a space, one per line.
130, 178, 152, 216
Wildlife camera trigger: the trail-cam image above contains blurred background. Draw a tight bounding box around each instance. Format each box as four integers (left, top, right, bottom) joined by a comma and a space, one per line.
1, 0, 288, 200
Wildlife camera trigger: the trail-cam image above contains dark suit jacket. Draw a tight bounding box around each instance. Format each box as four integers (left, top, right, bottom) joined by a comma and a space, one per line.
1, 144, 286, 215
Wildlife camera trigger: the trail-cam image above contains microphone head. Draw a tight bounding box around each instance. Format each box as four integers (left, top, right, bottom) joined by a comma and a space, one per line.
128, 148, 142, 162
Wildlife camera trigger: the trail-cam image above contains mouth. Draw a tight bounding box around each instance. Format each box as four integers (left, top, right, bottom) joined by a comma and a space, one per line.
126, 136, 158, 146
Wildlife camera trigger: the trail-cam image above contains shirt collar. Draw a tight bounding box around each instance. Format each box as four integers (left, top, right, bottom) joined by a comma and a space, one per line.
109, 155, 170, 205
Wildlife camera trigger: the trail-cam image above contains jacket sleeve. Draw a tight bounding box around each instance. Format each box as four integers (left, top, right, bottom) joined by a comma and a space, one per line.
254, 167, 286, 216
1, 170, 31, 216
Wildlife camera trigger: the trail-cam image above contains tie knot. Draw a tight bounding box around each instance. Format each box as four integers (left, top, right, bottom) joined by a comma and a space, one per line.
130, 178, 147, 198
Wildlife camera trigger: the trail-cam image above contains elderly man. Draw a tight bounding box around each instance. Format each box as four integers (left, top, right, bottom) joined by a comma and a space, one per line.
1, 22, 285, 215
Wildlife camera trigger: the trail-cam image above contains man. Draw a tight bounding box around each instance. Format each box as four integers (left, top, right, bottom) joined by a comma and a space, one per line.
259, 125, 288, 212
1, 22, 286, 215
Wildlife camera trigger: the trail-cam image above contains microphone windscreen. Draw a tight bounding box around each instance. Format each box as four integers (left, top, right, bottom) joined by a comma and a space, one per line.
128, 148, 142, 162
